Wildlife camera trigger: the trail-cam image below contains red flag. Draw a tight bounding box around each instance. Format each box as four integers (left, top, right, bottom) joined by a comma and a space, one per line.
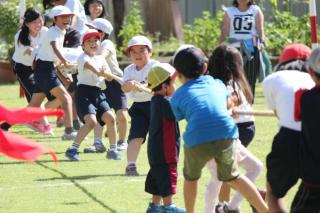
0, 104, 64, 125
0, 130, 58, 163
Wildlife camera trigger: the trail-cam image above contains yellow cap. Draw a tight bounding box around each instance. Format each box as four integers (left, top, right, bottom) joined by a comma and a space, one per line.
147, 63, 175, 89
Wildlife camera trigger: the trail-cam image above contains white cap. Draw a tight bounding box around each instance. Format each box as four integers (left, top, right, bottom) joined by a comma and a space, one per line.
91, 18, 113, 35
49, 6, 74, 18
80, 29, 100, 44
308, 47, 320, 74
125, 35, 152, 54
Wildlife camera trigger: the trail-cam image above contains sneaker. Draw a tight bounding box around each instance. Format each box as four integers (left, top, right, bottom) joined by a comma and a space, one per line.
164, 203, 185, 213
42, 124, 54, 136
65, 148, 80, 161
125, 164, 139, 176
223, 205, 240, 213
251, 189, 266, 213
146, 203, 164, 213
106, 149, 122, 160
84, 142, 106, 153
117, 140, 127, 151
61, 131, 77, 140
215, 204, 225, 213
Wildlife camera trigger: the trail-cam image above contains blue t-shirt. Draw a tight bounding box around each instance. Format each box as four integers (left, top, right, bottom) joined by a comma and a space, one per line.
170, 75, 238, 147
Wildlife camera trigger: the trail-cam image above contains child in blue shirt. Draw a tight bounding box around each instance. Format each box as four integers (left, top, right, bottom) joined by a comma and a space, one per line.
170, 46, 268, 213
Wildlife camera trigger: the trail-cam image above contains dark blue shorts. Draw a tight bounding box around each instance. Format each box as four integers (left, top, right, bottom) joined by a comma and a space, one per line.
104, 80, 128, 111
237, 121, 255, 147
291, 182, 320, 213
128, 101, 150, 142
75, 84, 111, 126
266, 127, 300, 198
33, 59, 62, 94
67, 73, 78, 93
145, 163, 178, 197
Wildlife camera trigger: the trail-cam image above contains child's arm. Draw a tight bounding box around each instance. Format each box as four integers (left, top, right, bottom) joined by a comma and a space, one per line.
83, 61, 112, 80
50, 41, 72, 67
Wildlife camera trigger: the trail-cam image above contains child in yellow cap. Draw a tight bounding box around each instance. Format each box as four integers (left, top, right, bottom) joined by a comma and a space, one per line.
145, 63, 185, 213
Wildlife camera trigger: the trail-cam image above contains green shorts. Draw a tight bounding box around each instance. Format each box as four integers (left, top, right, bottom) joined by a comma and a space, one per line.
183, 139, 239, 181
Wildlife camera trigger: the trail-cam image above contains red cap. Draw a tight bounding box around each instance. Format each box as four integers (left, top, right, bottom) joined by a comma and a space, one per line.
81, 29, 100, 45
279, 44, 311, 64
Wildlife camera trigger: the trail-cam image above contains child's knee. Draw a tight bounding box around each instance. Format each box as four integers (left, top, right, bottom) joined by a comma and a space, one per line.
84, 115, 98, 129
116, 111, 127, 123
102, 111, 115, 125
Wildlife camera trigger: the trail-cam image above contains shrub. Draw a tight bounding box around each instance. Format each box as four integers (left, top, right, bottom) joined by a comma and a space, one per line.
118, 0, 144, 53
183, 10, 224, 54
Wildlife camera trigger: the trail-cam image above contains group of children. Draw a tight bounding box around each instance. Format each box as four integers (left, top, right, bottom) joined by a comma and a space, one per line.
5, 0, 320, 212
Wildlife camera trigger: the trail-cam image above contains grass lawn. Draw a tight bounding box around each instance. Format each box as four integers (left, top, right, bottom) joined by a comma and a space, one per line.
0, 82, 298, 213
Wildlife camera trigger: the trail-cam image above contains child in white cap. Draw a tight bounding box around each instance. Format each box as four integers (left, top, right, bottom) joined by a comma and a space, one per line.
65, 29, 121, 161
83, 18, 129, 154
28, 5, 77, 140
43, 0, 87, 34
122, 35, 159, 176
291, 47, 320, 213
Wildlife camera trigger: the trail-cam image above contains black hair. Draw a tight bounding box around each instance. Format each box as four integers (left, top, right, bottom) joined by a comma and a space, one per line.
173, 47, 205, 79
274, 59, 308, 73
43, 0, 54, 10
97, 29, 109, 40
151, 77, 172, 92
208, 44, 253, 104
232, 0, 255, 7
84, 0, 106, 19
18, 8, 42, 46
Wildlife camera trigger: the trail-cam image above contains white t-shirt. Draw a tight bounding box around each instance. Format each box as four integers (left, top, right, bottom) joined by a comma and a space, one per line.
227, 5, 261, 40
12, 27, 48, 66
123, 59, 159, 102
65, 0, 87, 34
228, 81, 255, 123
263, 70, 315, 131
98, 40, 123, 77
36, 26, 65, 63
77, 53, 109, 90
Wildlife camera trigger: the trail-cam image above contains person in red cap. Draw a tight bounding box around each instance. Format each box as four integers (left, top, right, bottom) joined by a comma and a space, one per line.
65, 29, 121, 161
291, 47, 320, 213
262, 43, 315, 213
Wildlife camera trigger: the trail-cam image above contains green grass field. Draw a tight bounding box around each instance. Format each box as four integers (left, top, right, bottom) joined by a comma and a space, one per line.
0, 83, 298, 213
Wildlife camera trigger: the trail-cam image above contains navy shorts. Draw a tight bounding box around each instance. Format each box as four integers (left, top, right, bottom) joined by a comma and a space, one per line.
237, 121, 255, 147
145, 163, 178, 197
75, 84, 111, 126
33, 59, 62, 94
104, 79, 128, 111
128, 101, 150, 142
67, 73, 78, 93
291, 182, 320, 213
266, 127, 300, 198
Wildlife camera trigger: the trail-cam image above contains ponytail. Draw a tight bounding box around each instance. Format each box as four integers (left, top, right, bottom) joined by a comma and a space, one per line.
17, 8, 42, 46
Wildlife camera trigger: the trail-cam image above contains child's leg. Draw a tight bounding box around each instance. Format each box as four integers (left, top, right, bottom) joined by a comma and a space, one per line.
266, 182, 287, 213
102, 111, 122, 160
227, 175, 268, 213
204, 159, 223, 213
116, 109, 128, 142
184, 179, 198, 213
93, 124, 104, 142
228, 146, 263, 210
101, 111, 116, 146
218, 184, 231, 203
152, 195, 162, 206
127, 138, 143, 163
74, 114, 97, 145
50, 85, 73, 129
